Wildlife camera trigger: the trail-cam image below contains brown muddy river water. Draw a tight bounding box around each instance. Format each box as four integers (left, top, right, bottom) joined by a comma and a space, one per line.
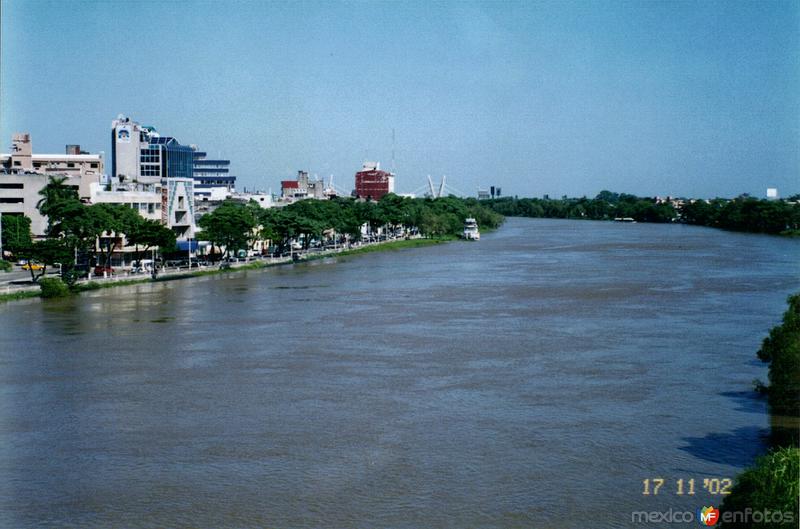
1, 217, 798, 528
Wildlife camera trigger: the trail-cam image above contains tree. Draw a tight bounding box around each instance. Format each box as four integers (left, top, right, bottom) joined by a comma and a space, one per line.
126, 216, 177, 262
1, 214, 33, 257
198, 201, 258, 258
20, 238, 73, 283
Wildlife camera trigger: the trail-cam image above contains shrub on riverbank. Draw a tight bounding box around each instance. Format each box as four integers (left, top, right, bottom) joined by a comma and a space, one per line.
38, 277, 70, 298
719, 447, 799, 528
720, 295, 800, 527
757, 293, 800, 447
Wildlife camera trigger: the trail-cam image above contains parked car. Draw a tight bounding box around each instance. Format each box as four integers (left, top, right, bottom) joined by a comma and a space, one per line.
94, 265, 114, 276
22, 262, 43, 271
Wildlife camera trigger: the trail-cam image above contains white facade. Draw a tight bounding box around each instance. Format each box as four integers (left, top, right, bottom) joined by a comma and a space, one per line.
89, 182, 162, 222
1, 133, 104, 201
162, 178, 196, 239
111, 115, 146, 184
231, 191, 273, 208
0, 173, 50, 236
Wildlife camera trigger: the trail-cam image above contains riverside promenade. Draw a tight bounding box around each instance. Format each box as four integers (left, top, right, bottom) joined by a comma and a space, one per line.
0, 236, 426, 297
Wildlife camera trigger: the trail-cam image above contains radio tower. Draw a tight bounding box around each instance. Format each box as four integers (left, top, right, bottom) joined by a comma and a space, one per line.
391, 127, 396, 174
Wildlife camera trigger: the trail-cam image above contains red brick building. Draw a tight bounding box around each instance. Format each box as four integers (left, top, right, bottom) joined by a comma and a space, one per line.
355, 161, 395, 200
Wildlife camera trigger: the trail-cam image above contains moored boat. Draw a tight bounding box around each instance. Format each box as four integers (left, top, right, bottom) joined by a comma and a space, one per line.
463, 218, 480, 240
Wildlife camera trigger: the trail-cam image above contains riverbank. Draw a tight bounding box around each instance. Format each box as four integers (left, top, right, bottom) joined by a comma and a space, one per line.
0, 236, 454, 304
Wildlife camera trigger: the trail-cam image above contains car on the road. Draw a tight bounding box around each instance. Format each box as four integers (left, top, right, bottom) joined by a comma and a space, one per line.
94, 265, 114, 276
22, 262, 43, 271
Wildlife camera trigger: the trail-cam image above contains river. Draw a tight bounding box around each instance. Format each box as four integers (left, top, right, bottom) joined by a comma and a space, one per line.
1, 217, 798, 528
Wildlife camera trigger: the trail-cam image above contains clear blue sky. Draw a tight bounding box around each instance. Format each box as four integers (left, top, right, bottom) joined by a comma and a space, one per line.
1, 0, 798, 198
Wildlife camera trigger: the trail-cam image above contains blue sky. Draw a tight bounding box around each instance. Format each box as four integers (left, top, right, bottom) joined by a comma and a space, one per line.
1, 0, 798, 198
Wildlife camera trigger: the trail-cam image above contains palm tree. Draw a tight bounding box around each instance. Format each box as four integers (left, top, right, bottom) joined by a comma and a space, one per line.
36, 176, 80, 236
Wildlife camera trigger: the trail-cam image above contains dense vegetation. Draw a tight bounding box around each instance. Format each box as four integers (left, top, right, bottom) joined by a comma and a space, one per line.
720, 294, 799, 527
199, 194, 504, 257
485, 191, 800, 235
720, 448, 799, 528
756, 294, 800, 446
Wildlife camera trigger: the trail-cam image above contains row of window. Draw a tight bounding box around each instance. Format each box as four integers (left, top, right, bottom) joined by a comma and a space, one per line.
127, 202, 160, 214
30, 162, 99, 169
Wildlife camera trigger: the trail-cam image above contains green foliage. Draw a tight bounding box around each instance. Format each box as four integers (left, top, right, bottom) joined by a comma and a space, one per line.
756, 294, 800, 447
0, 260, 12, 272
198, 201, 259, 257
719, 447, 799, 528
126, 215, 177, 253
1, 214, 33, 256
487, 192, 800, 235
249, 195, 502, 254
681, 197, 799, 234
486, 193, 677, 223
38, 277, 70, 298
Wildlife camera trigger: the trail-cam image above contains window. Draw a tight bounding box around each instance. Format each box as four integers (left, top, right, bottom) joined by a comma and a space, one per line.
67, 163, 75, 168
90, 163, 98, 168
148, 203, 155, 214
0, 197, 24, 203
0, 183, 24, 189
13, 161, 21, 166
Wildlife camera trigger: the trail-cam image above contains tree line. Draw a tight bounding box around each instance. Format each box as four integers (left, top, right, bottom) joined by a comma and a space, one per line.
1, 177, 504, 281
485, 191, 800, 235
199, 194, 504, 258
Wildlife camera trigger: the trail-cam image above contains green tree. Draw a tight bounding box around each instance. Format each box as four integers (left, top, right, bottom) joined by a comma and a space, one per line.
198, 201, 258, 258
757, 293, 800, 447
126, 215, 177, 263
0, 214, 33, 256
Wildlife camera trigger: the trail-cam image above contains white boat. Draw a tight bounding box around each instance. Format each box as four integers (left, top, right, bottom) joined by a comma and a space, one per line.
463, 218, 480, 240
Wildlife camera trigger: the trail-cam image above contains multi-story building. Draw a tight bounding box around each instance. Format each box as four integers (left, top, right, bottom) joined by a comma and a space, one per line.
280, 170, 328, 201
354, 161, 394, 200
192, 147, 236, 201
0, 173, 50, 236
111, 115, 193, 185
111, 116, 197, 239
162, 178, 196, 239
89, 182, 162, 223
1, 133, 105, 235
1, 133, 103, 200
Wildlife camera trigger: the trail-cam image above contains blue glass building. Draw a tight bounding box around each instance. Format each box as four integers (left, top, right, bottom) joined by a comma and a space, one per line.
141, 137, 194, 180
192, 149, 236, 199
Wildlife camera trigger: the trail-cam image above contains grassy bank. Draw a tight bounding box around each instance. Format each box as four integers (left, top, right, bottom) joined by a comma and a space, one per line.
0, 237, 458, 304
318, 236, 455, 259
0, 290, 42, 303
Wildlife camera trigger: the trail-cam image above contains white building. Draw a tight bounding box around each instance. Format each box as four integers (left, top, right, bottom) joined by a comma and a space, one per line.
162, 178, 196, 239
0, 133, 105, 235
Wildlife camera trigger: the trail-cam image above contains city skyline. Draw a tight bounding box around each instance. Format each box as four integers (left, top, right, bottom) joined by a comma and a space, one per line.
1, 0, 798, 199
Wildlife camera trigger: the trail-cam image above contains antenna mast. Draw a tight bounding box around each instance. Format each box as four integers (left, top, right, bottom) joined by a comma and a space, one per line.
391, 127, 396, 175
